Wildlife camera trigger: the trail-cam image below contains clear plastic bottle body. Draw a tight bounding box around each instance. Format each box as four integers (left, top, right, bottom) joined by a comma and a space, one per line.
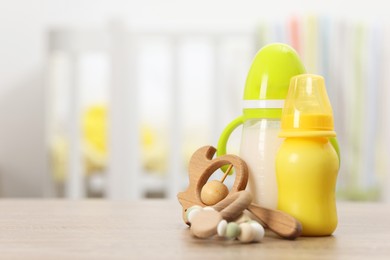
239, 118, 282, 209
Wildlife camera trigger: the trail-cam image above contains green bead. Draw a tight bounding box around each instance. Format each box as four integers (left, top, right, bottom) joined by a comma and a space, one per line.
225, 222, 240, 239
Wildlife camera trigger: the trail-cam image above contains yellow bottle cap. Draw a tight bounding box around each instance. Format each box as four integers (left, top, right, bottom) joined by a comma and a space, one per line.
279, 74, 336, 137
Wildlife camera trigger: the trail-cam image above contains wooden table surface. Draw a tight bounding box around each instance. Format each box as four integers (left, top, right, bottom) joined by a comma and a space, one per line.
0, 200, 389, 259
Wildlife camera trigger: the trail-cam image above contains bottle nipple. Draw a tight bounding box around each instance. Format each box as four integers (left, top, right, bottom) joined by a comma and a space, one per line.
279, 74, 336, 137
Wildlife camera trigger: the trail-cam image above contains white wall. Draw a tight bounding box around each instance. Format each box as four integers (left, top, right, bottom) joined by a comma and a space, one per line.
0, 0, 388, 197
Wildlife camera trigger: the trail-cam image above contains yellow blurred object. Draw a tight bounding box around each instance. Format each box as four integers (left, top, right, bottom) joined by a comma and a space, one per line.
50, 135, 68, 182
82, 105, 107, 175
82, 104, 167, 174
50, 104, 168, 182
83, 105, 107, 156
140, 124, 167, 174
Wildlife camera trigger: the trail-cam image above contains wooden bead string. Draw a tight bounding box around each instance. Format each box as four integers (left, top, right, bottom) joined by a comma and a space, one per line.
187, 206, 265, 243
186, 190, 265, 243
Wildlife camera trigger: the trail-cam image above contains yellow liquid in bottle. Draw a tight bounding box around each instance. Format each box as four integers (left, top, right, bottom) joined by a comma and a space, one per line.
276, 137, 339, 236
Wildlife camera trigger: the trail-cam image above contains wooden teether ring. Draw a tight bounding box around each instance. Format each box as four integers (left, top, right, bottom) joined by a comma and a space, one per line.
177, 146, 248, 223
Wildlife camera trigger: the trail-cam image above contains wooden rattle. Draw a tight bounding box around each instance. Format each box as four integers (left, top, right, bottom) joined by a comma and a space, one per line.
177, 145, 302, 239
178, 146, 248, 221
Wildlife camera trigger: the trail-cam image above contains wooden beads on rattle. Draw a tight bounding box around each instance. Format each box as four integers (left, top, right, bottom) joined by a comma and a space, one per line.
187, 206, 265, 243
201, 180, 229, 205
200, 164, 233, 206
187, 190, 265, 243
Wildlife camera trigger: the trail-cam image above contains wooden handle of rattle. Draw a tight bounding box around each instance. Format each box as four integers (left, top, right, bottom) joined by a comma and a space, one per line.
213, 190, 252, 221
247, 203, 302, 239
215, 193, 301, 239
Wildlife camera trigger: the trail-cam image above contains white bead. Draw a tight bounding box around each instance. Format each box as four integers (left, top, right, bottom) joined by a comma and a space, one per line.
185, 205, 202, 223
184, 205, 202, 223
238, 222, 255, 243
203, 206, 216, 212
187, 205, 202, 215
187, 208, 202, 223
217, 220, 228, 237
249, 221, 265, 242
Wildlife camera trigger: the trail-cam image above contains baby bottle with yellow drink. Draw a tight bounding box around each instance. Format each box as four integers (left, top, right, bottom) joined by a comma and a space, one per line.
276, 74, 340, 236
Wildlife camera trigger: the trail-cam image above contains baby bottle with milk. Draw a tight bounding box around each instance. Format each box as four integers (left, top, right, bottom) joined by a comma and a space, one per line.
217, 43, 306, 209
276, 74, 340, 236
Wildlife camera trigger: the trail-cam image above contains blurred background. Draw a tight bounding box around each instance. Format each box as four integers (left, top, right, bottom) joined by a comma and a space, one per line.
0, 0, 389, 201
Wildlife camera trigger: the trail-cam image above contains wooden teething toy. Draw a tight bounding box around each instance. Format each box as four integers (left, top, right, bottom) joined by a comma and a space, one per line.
177, 145, 302, 239
177, 146, 248, 220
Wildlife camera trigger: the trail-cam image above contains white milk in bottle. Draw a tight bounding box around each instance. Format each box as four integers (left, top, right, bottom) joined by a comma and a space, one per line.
240, 119, 281, 208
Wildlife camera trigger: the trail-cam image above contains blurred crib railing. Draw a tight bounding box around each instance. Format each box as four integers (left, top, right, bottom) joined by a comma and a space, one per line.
46, 18, 390, 202
46, 22, 256, 199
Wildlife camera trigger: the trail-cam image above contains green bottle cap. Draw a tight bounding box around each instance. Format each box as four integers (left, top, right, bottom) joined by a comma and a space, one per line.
243, 43, 306, 119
